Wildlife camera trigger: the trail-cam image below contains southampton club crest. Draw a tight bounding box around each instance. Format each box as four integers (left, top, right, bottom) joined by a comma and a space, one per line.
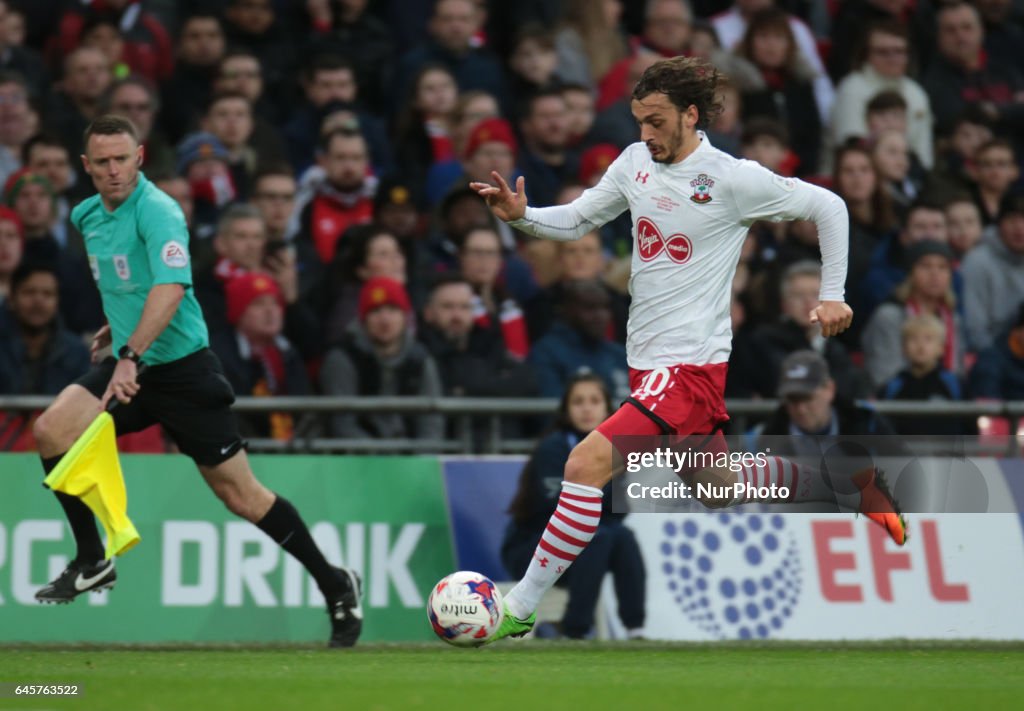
690, 173, 714, 204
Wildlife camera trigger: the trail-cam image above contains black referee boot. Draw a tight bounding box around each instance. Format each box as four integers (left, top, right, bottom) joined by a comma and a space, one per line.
327, 566, 363, 648
35, 558, 116, 603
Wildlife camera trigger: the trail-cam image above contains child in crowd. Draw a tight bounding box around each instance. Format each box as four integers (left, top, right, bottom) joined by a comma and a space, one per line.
878, 314, 967, 435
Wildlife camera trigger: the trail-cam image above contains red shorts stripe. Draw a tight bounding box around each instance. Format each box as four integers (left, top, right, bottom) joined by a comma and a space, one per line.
553, 509, 599, 534
538, 537, 575, 562
545, 522, 588, 549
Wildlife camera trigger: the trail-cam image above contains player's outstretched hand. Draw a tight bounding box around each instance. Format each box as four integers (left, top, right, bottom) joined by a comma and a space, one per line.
810, 301, 854, 338
469, 171, 527, 222
102, 358, 140, 408
90, 325, 112, 364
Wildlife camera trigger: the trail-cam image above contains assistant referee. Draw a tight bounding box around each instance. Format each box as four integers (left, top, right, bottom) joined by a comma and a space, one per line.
31, 115, 362, 648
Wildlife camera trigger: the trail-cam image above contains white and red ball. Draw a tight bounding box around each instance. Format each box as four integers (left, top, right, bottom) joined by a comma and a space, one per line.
427, 571, 504, 647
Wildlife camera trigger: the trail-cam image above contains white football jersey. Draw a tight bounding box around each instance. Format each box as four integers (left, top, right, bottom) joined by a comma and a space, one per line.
511, 134, 848, 370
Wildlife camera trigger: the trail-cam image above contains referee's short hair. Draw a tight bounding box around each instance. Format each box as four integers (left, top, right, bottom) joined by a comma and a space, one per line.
83, 114, 140, 148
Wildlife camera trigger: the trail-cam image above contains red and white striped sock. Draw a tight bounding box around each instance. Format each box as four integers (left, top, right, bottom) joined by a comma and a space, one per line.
504, 481, 603, 620
732, 456, 835, 505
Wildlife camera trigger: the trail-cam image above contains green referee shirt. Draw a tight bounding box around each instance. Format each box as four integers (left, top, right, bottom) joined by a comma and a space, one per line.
71, 172, 209, 365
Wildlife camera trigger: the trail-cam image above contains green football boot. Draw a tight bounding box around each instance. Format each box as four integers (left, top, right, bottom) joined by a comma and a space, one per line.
489, 604, 536, 642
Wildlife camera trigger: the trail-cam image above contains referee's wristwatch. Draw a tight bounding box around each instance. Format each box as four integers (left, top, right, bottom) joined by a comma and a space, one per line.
118, 345, 142, 365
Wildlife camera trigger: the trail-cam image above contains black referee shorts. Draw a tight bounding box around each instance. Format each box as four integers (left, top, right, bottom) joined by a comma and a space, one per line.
75, 348, 246, 466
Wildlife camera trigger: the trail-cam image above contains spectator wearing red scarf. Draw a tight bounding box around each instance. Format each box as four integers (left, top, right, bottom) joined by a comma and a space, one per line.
210, 271, 311, 441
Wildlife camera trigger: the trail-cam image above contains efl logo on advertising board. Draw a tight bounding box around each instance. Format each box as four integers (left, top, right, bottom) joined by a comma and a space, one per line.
812, 519, 968, 603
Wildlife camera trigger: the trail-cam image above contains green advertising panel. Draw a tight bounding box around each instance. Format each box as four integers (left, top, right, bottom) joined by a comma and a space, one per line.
0, 454, 455, 642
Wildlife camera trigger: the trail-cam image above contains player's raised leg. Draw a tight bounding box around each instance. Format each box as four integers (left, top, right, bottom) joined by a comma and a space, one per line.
687, 452, 907, 545
198, 450, 363, 647
32, 384, 114, 603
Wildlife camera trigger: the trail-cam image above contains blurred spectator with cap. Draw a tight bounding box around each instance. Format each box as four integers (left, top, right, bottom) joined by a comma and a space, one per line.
211, 270, 311, 441
970, 302, 1024, 401
196, 203, 321, 359
0, 261, 89, 395
862, 240, 964, 388
431, 116, 518, 206
319, 276, 444, 442
176, 130, 235, 242
318, 224, 408, 345
962, 194, 1024, 351
374, 176, 430, 301
375, 177, 424, 246
758, 350, 895, 439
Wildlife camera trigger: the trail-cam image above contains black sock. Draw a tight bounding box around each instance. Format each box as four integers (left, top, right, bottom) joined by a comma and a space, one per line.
256, 495, 343, 599
42, 454, 105, 564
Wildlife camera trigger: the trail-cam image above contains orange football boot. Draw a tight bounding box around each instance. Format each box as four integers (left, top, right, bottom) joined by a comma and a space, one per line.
853, 467, 908, 545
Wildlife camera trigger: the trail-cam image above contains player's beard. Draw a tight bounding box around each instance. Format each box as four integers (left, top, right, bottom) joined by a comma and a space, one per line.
651, 115, 685, 164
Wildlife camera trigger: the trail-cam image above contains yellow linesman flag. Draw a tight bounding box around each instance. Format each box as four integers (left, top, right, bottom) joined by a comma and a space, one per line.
43, 411, 140, 559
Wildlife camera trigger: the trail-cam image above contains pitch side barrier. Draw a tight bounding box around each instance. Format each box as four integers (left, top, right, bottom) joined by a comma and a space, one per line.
2, 397, 1023, 454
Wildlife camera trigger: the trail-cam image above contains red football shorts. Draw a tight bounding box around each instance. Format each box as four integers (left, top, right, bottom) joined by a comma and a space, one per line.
596, 362, 730, 439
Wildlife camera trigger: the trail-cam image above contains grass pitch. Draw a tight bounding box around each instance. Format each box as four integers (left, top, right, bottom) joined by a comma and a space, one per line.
1, 642, 1021, 711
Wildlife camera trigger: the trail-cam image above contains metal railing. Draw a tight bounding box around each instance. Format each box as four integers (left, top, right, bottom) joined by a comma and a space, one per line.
2, 395, 1021, 454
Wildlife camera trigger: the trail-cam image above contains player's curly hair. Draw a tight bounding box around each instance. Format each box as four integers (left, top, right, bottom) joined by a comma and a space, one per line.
631, 56, 724, 130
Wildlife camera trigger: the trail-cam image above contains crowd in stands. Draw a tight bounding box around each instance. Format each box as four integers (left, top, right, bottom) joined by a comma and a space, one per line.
1, 0, 1023, 450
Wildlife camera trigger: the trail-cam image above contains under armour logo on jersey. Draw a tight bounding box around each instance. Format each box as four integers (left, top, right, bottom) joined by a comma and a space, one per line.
636, 171, 649, 184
